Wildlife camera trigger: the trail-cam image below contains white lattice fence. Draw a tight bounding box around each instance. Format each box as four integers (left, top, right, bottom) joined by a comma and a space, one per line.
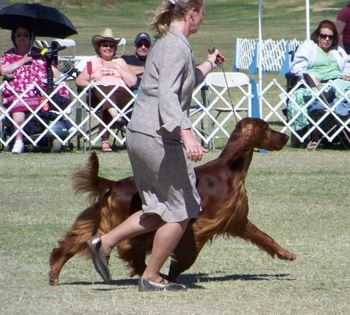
1, 78, 350, 151
0, 81, 136, 150
235, 38, 303, 72
260, 78, 350, 144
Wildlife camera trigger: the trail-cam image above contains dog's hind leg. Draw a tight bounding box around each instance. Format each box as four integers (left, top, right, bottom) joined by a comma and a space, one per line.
117, 233, 154, 278
49, 236, 82, 286
237, 220, 296, 261
168, 227, 207, 281
49, 206, 104, 286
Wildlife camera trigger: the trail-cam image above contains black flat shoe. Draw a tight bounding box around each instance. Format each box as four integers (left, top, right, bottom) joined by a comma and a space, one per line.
138, 278, 187, 292
87, 236, 111, 283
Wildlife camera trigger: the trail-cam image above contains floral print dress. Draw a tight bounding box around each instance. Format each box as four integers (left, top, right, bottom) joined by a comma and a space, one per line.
1, 48, 69, 113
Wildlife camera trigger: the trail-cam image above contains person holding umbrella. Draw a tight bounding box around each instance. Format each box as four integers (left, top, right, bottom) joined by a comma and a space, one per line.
0, 2, 77, 153
0, 25, 70, 154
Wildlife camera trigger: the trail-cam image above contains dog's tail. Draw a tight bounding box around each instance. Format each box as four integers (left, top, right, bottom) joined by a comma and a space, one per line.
72, 152, 111, 203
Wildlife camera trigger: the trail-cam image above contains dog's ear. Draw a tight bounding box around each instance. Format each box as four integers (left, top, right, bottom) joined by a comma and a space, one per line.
241, 122, 256, 137
241, 121, 265, 144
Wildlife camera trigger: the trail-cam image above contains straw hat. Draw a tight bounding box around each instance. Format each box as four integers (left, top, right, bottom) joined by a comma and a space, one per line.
91, 28, 120, 52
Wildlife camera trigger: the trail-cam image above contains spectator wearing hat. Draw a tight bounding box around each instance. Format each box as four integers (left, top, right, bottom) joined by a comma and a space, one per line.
121, 32, 152, 91
76, 28, 137, 152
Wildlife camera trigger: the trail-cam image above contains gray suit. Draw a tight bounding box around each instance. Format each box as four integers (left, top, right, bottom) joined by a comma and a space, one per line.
128, 26, 204, 138
126, 26, 203, 223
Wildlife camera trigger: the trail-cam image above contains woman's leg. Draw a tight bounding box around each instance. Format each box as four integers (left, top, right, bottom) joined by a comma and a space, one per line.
100, 211, 163, 256
93, 87, 124, 151
90, 211, 189, 286
11, 111, 25, 154
12, 111, 25, 142
88, 211, 163, 282
107, 106, 121, 121
103, 86, 132, 123
141, 219, 189, 282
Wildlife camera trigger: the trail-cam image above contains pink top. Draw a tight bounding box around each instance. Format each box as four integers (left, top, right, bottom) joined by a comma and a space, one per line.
337, 6, 350, 45
1, 47, 69, 113
89, 56, 125, 86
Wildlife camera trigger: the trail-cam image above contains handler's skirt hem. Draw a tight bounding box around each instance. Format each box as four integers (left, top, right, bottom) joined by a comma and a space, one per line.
126, 128, 201, 223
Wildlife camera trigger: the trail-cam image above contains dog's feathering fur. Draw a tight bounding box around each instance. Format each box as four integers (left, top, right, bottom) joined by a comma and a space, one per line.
49, 118, 296, 286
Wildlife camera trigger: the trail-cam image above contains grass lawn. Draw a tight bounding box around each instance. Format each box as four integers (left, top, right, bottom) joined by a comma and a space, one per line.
0, 147, 349, 314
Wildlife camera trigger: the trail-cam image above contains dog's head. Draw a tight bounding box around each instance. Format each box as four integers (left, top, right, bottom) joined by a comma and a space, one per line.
233, 117, 289, 151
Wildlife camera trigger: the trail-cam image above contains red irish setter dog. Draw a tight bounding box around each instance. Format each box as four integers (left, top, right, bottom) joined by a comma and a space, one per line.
49, 117, 296, 286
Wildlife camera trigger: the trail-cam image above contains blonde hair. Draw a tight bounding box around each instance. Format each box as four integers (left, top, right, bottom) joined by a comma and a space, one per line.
150, 0, 204, 37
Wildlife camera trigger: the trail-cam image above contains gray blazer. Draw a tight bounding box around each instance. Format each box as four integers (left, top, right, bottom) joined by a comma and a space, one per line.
127, 26, 204, 138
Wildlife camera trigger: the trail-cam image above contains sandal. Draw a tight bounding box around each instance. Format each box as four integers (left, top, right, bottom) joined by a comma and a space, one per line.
101, 141, 112, 153
306, 141, 318, 151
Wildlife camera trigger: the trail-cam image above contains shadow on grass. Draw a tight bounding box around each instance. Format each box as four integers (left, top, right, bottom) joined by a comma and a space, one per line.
61, 278, 138, 287
60, 272, 295, 290
179, 272, 295, 287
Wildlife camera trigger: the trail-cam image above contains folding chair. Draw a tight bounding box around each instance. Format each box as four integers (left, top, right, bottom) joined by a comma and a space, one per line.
75, 83, 135, 151
204, 71, 252, 148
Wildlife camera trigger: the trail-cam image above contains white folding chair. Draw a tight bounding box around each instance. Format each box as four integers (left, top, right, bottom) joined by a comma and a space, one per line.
34, 39, 50, 48
117, 37, 126, 56
204, 71, 252, 148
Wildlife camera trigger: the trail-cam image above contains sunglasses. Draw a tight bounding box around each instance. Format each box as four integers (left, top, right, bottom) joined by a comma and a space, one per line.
101, 43, 116, 48
319, 33, 334, 40
137, 43, 150, 48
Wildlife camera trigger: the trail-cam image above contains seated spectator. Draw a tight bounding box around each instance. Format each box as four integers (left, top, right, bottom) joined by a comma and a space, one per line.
289, 19, 350, 150
75, 28, 137, 152
0, 25, 70, 154
121, 32, 151, 91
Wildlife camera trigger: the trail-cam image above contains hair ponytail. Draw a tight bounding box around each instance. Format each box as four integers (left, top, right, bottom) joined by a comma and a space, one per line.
150, 0, 203, 37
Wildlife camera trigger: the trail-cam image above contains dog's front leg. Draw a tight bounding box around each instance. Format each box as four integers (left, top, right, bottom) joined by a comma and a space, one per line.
237, 220, 296, 261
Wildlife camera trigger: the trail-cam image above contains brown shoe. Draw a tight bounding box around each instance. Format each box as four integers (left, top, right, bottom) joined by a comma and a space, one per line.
87, 237, 111, 283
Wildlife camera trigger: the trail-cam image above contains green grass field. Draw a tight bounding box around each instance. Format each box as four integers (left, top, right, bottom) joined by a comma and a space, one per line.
1, 1, 350, 314
0, 149, 349, 314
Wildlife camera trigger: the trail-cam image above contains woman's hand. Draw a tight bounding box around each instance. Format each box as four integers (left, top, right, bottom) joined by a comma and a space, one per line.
207, 48, 225, 67
114, 58, 138, 87
22, 54, 33, 64
343, 74, 350, 81
181, 129, 208, 162
0, 54, 33, 75
197, 48, 225, 78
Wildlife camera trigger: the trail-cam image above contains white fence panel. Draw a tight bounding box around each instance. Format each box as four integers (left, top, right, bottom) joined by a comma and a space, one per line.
1, 78, 350, 151
235, 38, 303, 72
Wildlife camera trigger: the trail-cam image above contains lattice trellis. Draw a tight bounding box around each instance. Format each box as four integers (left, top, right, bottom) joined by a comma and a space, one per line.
260, 79, 350, 144
0, 81, 135, 149
235, 38, 303, 72
1, 78, 350, 150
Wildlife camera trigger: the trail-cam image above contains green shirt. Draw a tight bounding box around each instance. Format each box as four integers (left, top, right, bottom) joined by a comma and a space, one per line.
308, 46, 342, 81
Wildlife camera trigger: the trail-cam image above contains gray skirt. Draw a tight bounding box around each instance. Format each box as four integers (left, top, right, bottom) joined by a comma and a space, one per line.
126, 129, 201, 223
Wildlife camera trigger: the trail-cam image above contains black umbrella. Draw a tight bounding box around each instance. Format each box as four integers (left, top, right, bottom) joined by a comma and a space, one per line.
0, 3, 77, 38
